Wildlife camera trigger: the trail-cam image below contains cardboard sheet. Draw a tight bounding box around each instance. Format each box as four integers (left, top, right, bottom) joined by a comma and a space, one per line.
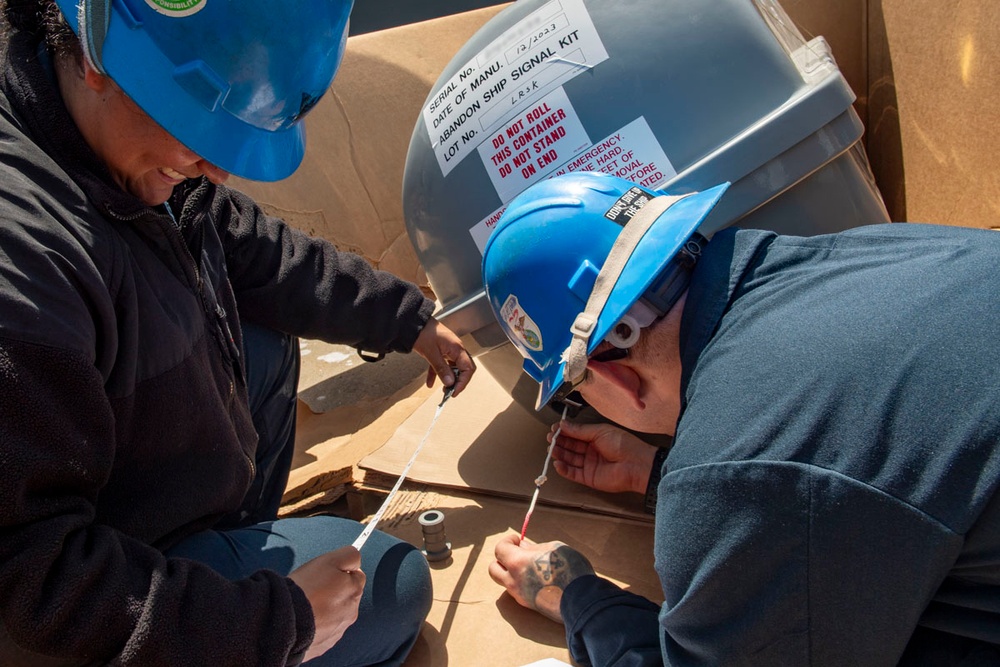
283, 375, 435, 508
867, 1, 1000, 228
360, 369, 652, 521
369, 487, 660, 667
283, 337, 435, 509
229, 5, 511, 289
297, 339, 430, 415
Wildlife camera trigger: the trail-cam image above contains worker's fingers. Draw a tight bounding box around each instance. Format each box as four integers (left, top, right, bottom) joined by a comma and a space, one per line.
495, 534, 549, 570
424, 365, 437, 389
549, 421, 587, 445
420, 345, 454, 389
550, 438, 587, 465
440, 345, 476, 397
552, 459, 585, 484
493, 533, 522, 562
412, 318, 477, 397
495, 536, 561, 569
551, 419, 609, 442
488, 558, 510, 582
327, 545, 362, 572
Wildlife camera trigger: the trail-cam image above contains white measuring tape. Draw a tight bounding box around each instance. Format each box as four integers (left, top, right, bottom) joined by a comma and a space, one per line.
351, 383, 455, 551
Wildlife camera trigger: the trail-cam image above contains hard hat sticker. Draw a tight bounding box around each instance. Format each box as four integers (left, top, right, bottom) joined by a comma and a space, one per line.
501, 295, 543, 351
604, 187, 653, 226
144, 0, 207, 17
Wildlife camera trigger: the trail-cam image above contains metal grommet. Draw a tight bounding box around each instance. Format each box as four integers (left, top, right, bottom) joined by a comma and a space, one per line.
606, 313, 641, 349
418, 509, 452, 562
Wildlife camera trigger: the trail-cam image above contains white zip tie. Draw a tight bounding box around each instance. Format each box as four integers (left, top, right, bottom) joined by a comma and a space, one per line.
519, 403, 570, 540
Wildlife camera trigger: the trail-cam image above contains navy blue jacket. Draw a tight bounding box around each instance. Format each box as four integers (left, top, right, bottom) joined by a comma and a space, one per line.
563, 223, 1000, 665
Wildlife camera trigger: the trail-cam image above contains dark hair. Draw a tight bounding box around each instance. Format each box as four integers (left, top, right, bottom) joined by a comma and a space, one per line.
1, 0, 80, 60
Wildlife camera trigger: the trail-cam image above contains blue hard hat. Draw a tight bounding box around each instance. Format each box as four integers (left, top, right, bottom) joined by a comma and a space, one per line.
56, 0, 353, 181
482, 172, 728, 410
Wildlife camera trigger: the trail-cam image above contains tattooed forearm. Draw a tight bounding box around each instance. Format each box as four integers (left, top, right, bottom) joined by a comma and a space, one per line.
519, 544, 595, 622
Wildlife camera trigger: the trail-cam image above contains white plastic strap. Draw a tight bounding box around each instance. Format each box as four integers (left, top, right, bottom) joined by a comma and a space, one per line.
561, 193, 690, 384
78, 0, 111, 75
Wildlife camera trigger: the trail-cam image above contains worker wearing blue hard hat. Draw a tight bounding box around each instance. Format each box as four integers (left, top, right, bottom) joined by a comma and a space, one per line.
0, 0, 475, 664
483, 171, 1000, 665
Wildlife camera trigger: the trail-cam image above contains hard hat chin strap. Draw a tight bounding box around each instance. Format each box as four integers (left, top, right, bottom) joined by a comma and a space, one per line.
77, 0, 111, 75
561, 192, 691, 384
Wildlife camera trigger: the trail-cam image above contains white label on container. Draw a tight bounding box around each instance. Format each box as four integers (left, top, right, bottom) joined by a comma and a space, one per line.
478, 87, 591, 202
550, 117, 677, 187
470, 204, 508, 254
423, 0, 608, 177
469, 116, 677, 255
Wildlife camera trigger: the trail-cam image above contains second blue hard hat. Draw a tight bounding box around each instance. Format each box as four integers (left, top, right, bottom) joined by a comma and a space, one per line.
56, 0, 353, 181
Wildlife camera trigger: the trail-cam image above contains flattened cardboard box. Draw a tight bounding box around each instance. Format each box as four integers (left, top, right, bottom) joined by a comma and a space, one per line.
359, 368, 651, 521
371, 487, 660, 667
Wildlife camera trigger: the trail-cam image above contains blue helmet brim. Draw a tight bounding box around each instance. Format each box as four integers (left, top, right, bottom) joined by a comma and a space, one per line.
98, 21, 308, 181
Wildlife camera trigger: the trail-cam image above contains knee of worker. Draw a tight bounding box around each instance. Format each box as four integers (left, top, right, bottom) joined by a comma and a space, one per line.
360, 530, 433, 626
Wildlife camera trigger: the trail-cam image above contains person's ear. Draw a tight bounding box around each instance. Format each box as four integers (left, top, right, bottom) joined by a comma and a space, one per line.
81, 56, 110, 94
586, 358, 645, 411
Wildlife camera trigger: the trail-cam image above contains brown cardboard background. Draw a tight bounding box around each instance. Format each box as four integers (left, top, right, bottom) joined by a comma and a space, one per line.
780, 0, 869, 127
359, 369, 652, 520
229, 6, 510, 290
868, 1, 1000, 228
362, 486, 659, 667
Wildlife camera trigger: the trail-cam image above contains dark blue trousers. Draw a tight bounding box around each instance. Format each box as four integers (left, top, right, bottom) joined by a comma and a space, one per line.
167, 324, 431, 666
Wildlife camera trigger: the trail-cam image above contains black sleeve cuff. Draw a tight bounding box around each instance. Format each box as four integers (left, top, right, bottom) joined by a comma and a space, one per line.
643, 446, 670, 515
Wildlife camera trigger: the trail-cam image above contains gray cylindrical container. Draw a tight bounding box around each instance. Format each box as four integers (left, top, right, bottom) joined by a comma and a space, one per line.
403, 0, 889, 418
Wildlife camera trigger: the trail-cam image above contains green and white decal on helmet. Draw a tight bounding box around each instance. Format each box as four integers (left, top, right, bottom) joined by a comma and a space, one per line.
143, 0, 207, 18
500, 294, 544, 352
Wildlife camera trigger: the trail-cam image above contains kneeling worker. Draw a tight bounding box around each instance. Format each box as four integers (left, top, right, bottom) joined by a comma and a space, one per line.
482, 171, 999, 666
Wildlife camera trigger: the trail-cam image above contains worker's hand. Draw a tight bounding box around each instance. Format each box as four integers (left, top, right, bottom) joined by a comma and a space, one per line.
549, 420, 658, 495
288, 546, 365, 661
489, 534, 595, 624
411, 316, 476, 398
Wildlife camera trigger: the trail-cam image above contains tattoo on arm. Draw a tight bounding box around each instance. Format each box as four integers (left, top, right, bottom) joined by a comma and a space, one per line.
520, 545, 595, 615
